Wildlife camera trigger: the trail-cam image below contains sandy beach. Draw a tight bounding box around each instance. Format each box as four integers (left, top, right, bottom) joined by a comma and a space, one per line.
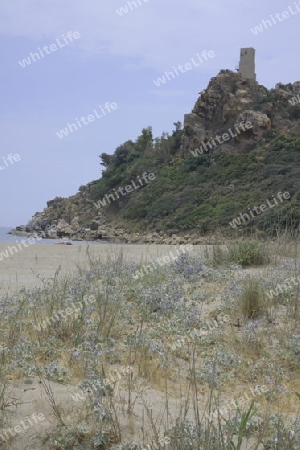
0, 239, 299, 449
0, 243, 204, 296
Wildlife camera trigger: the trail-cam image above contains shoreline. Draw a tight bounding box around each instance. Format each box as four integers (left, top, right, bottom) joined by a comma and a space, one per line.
7, 231, 214, 245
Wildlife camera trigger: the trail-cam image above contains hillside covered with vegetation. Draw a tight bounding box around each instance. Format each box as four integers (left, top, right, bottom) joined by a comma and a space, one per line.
90, 128, 300, 237
11, 72, 300, 242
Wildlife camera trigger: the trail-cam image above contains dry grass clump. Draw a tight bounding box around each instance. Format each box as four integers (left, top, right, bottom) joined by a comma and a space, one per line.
239, 278, 264, 320
204, 245, 227, 267
272, 228, 300, 259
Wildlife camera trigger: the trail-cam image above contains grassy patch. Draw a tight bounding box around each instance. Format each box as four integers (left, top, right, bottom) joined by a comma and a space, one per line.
239, 278, 264, 320
227, 241, 270, 267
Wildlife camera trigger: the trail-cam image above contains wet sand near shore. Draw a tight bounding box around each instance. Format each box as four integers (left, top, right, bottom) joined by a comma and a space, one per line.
0, 243, 205, 297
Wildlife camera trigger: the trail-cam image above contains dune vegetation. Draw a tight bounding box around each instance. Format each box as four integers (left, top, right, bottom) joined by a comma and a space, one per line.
0, 234, 300, 449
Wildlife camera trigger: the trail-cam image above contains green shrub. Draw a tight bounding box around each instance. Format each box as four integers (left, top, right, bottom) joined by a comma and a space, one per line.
290, 106, 300, 119
227, 241, 270, 267
257, 94, 276, 104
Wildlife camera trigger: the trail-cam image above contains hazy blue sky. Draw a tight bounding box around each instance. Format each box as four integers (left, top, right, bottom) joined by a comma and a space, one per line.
0, 0, 299, 226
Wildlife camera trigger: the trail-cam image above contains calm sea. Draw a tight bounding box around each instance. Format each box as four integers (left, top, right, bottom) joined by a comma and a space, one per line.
0, 226, 108, 245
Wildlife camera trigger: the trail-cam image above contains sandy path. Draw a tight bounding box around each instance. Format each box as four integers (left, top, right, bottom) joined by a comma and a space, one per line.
0, 243, 204, 297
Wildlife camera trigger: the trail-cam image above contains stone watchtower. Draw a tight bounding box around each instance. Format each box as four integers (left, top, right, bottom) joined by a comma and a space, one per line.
238, 48, 256, 81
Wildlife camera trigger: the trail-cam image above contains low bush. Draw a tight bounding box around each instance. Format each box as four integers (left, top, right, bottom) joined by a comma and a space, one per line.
227, 241, 270, 267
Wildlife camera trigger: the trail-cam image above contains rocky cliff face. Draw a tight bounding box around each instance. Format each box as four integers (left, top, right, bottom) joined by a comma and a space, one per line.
180, 71, 300, 156
10, 71, 300, 243
10, 187, 203, 244
10, 187, 115, 242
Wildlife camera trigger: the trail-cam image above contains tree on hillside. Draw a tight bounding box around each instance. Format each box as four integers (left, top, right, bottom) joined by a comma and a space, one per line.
100, 153, 114, 168
135, 127, 153, 153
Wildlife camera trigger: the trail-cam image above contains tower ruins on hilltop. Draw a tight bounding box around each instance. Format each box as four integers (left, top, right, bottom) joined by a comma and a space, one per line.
238, 48, 256, 81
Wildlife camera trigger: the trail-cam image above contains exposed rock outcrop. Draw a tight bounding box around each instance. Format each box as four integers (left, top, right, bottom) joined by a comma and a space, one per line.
181, 71, 300, 156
